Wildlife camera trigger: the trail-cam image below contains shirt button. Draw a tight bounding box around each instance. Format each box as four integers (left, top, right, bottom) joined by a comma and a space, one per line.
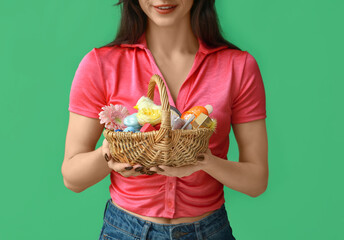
167, 201, 173, 208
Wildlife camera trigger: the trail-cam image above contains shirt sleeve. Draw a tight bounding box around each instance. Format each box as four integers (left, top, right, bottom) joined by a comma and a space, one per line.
231, 52, 267, 124
68, 48, 107, 119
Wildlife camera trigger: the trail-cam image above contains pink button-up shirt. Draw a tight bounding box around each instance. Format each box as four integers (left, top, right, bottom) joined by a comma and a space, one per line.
68, 33, 266, 218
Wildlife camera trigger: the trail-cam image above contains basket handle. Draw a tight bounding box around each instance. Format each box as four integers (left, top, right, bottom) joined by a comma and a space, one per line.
147, 74, 171, 142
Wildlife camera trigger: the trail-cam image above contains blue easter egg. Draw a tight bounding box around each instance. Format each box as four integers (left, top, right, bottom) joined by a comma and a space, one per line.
124, 113, 141, 128
124, 127, 136, 132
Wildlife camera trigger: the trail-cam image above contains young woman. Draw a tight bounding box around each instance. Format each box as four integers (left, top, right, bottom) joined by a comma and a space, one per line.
62, 0, 268, 239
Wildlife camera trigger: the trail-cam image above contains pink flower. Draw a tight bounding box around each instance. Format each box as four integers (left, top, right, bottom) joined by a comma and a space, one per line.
99, 104, 130, 130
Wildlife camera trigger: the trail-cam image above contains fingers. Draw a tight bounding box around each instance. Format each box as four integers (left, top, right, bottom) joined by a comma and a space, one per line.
102, 140, 145, 177
149, 166, 168, 176
149, 163, 203, 178
102, 137, 160, 177
119, 164, 145, 177
107, 161, 133, 173
107, 160, 145, 177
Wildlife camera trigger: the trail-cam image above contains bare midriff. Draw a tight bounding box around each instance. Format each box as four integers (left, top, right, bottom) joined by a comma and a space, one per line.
111, 200, 215, 224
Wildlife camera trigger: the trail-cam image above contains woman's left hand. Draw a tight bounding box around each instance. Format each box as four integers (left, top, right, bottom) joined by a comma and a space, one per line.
148, 149, 213, 178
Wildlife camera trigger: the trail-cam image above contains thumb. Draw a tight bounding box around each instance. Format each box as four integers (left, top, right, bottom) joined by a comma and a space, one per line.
102, 138, 109, 147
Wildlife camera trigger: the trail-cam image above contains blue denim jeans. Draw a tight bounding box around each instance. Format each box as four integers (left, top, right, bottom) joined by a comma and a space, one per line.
99, 198, 236, 240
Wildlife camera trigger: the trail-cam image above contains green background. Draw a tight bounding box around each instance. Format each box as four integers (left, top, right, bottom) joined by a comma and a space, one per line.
1, 0, 343, 239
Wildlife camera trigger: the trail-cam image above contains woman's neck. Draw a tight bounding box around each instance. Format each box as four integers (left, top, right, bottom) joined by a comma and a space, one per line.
145, 16, 199, 58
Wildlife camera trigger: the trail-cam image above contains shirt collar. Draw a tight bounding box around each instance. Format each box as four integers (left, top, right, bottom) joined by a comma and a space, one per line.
119, 32, 228, 55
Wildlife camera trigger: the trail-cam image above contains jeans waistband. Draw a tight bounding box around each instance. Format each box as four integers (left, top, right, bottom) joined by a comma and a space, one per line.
103, 198, 230, 239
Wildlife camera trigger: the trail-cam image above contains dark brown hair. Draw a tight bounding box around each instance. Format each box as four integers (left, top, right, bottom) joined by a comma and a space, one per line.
100, 0, 241, 50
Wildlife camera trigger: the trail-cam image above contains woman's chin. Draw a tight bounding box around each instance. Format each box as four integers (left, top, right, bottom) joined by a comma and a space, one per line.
149, 18, 178, 28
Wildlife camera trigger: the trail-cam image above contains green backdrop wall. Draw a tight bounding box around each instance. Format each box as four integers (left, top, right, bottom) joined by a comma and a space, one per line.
1, 0, 343, 239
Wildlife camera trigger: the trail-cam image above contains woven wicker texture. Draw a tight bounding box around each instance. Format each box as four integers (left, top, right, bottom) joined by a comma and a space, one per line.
103, 74, 214, 174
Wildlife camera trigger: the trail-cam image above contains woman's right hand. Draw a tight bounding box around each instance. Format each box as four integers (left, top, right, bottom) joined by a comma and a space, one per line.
101, 139, 146, 177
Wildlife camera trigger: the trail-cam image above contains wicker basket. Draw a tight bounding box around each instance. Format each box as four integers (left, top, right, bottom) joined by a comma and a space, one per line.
103, 74, 214, 174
